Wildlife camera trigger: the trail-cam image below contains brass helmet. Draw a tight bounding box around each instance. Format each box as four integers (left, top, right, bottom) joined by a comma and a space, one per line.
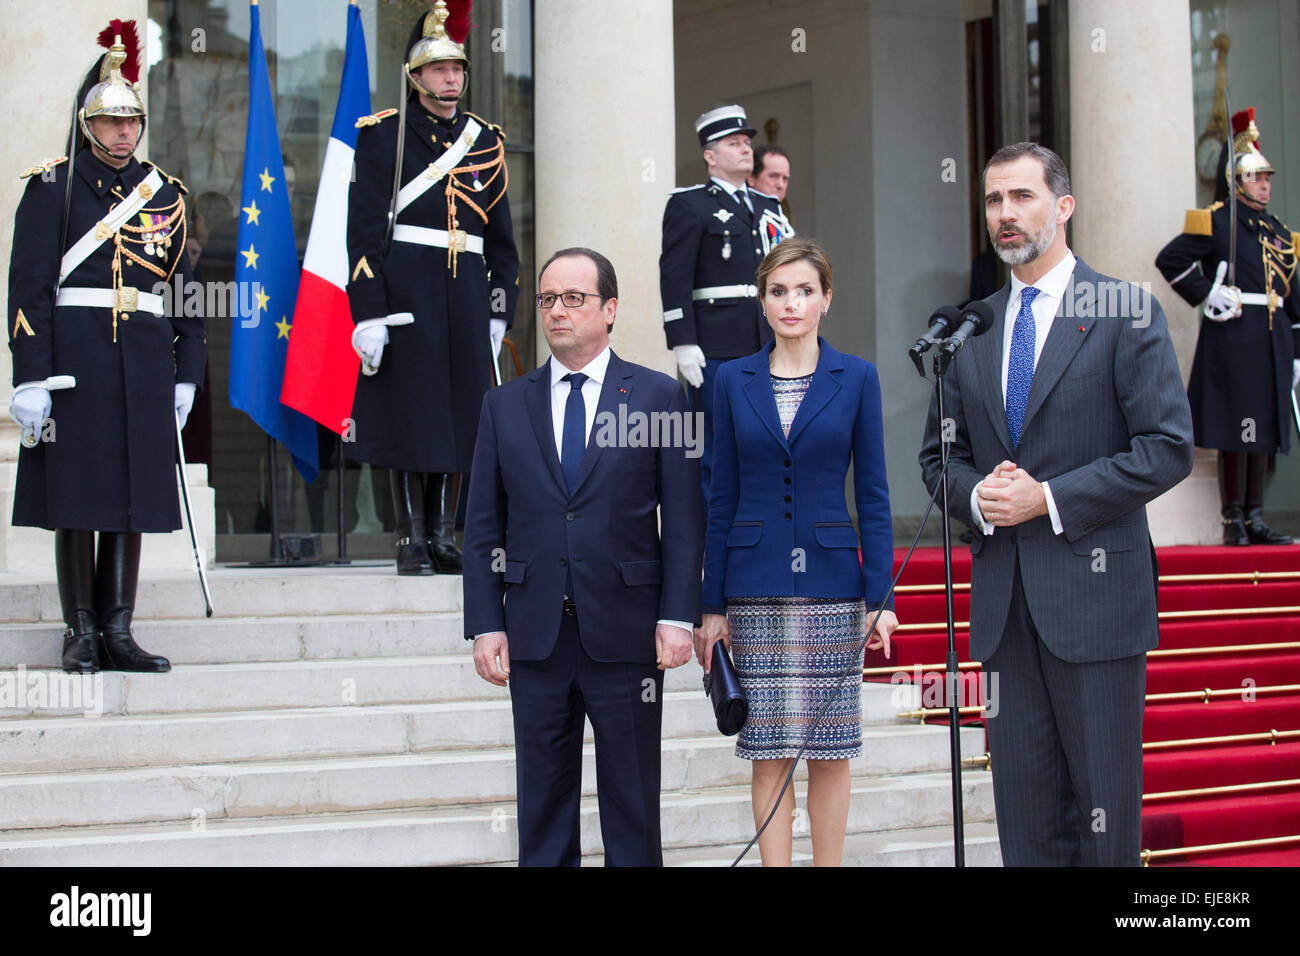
78, 19, 146, 156
1227, 107, 1275, 189
406, 1, 472, 99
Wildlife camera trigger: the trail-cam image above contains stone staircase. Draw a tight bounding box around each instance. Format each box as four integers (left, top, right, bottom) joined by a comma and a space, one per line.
0, 565, 998, 866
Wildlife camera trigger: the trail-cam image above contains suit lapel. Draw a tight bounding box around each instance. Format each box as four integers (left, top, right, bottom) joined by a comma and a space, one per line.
1020, 262, 1094, 439
785, 339, 842, 446
571, 352, 633, 497
976, 285, 1013, 453
525, 365, 567, 494
741, 347, 790, 451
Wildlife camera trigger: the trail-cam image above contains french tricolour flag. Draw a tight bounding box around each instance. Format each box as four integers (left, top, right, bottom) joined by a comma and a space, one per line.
281, 1, 371, 434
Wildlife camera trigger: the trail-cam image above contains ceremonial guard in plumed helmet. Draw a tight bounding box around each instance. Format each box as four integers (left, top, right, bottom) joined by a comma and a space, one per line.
346, 0, 519, 575
1157, 107, 1300, 545
7, 20, 205, 672
660, 105, 793, 504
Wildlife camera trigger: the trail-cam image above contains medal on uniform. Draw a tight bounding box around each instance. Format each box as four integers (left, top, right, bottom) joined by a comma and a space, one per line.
722, 229, 731, 261
472, 170, 482, 191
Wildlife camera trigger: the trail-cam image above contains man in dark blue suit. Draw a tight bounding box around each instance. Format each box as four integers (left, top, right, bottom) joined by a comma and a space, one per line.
920, 144, 1193, 865
463, 248, 704, 866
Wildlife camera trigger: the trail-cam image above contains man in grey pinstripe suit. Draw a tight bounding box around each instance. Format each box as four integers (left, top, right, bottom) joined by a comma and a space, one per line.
920, 143, 1194, 865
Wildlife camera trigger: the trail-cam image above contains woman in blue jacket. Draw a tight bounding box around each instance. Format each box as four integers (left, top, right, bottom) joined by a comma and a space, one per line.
695, 237, 897, 866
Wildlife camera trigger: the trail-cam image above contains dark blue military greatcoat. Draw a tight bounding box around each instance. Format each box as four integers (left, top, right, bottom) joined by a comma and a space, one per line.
345, 103, 519, 473
1156, 201, 1300, 453
7, 149, 204, 531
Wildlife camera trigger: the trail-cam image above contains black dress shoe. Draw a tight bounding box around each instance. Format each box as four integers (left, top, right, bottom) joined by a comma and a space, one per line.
1245, 510, 1293, 545
99, 629, 171, 672
61, 627, 101, 674
396, 536, 436, 575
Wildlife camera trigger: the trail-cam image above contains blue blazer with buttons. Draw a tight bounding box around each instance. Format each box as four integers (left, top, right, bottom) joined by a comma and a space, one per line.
701, 337, 894, 614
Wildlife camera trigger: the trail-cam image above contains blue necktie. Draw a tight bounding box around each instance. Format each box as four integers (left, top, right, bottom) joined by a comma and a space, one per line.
561, 372, 588, 494
1005, 286, 1040, 450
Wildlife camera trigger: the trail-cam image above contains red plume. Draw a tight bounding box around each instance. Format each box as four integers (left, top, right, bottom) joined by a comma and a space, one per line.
444, 0, 473, 45
96, 18, 141, 84
1230, 107, 1255, 136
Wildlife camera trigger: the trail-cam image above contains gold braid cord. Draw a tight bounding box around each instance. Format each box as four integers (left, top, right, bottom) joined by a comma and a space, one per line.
1261, 230, 1295, 332
443, 139, 508, 278
108, 194, 186, 341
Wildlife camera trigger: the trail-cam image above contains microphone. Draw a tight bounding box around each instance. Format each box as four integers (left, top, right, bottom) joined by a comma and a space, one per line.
909, 306, 963, 377
938, 300, 995, 373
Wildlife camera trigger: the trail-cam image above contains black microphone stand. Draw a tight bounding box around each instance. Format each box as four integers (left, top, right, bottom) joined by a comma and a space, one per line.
932, 346, 966, 868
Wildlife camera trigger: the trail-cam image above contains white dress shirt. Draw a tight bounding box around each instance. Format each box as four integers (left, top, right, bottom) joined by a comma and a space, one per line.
970, 249, 1077, 537
710, 175, 753, 215
549, 348, 694, 636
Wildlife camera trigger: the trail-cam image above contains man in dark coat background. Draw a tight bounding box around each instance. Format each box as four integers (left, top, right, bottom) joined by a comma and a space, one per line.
345, 1, 519, 575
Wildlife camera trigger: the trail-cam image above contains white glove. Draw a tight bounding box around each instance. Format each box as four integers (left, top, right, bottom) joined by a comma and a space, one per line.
174, 382, 197, 429
1203, 261, 1242, 322
1292, 359, 1300, 390
489, 318, 507, 360
9, 384, 51, 444
674, 345, 707, 389
355, 325, 388, 369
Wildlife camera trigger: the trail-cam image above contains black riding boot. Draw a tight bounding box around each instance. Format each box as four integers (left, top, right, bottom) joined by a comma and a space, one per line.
1218, 452, 1248, 546
1244, 453, 1293, 545
96, 531, 171, 672
391, 470, 435, 574
55, 529, 99, 674
426, 472, 463, 574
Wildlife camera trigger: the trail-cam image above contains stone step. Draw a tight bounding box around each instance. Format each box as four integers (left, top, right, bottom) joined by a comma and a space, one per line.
0, 770, 996, 866
0, 658, 921, 717
0, 565, 463, 624
645, 821, 1004, 867
0, 690, 958, 774
0, 728, 988, 832
0, 614, 466, 668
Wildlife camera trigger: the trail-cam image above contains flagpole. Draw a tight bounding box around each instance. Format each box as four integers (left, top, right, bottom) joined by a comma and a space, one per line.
267, 434, 282, 561
337, 435, 349, 563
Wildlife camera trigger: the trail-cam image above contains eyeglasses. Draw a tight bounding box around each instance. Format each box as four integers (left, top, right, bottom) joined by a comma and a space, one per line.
536, 291, 602, 309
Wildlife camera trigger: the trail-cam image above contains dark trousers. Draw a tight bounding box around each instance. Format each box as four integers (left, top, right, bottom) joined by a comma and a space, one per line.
984, 560, 1147, 866
508, 609, 665, 866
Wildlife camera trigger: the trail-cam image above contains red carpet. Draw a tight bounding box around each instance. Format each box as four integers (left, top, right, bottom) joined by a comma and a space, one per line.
877, 542, 1300, 867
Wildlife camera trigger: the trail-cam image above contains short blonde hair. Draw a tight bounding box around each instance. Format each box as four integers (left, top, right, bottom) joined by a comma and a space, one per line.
756, 237, 832, 297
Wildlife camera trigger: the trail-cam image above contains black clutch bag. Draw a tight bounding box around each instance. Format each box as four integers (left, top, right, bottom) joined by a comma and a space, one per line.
703, 641, 748, 736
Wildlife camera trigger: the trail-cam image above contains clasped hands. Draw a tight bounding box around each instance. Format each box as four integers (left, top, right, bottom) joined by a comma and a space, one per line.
976, 460, 1048, 527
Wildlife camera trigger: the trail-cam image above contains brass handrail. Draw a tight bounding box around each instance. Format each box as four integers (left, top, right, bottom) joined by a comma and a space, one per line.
1149, 641, 1300, 658
862, 661, 981, 676
1144, 728, 1300, 750
1141, 833, 1300, 865
891, 571, 1299, 595
1144, 778, 1300, 802
896, 706, 984, 723
962, 753, 991, 769
892, 605, 1298, 634
1147, 684, 1300, 704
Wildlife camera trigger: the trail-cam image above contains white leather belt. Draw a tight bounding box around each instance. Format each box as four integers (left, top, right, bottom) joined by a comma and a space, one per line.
1238, 292, 1279, 307
692, 284, 757, 301
59, 169, 164, 284
56, 286, 165, 316
392, 224, 484, 255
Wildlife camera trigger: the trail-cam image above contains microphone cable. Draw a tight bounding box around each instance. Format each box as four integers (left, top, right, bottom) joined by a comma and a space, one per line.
730, 452, 951, 866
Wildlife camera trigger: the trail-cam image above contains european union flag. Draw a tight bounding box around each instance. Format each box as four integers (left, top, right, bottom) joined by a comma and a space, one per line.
230, 1, 318, 481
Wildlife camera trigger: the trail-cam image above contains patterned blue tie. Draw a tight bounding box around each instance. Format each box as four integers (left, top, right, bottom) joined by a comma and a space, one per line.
1005, 286, 1040, 450
561, 372, 588, 494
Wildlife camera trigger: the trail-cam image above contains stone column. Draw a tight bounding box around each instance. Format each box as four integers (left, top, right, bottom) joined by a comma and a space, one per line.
1068, 0, 1218, 545
0, 1, 214, 572
533, 0, 677, 377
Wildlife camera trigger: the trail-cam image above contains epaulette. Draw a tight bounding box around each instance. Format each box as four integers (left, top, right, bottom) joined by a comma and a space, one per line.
142, 160, 189, 195
464, 111, 505, 139
18, 156, 67, 180
1291, 231, 1299, 250
1182, 201, 1222, 236
355, 108, 398, 128
670, 184, 705, 194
